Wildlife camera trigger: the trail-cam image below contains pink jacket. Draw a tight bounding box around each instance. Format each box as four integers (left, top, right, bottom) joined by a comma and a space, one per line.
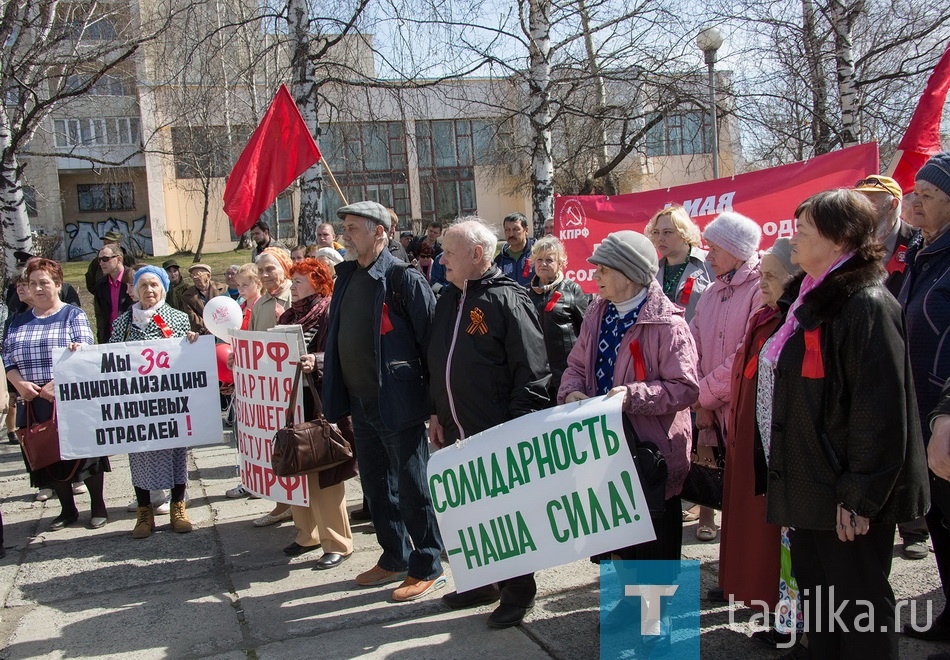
688, 255, 761, 439
558, 281, 700, 499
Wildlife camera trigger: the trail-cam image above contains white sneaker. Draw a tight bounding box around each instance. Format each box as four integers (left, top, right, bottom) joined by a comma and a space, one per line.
226, 484, 249, 498
35, 488, 53, 502
72, 482, 87, 495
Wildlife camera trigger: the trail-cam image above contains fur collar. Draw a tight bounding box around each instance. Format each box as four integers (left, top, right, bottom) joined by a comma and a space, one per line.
792, 256, 885, 330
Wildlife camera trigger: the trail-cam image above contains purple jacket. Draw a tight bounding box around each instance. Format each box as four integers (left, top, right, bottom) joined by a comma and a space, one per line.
558, 281, 700, 499
689, 255, 761, 440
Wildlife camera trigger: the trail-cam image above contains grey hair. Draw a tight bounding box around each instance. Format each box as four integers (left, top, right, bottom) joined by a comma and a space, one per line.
448, 217, 498, 266
530, 235, 567, 265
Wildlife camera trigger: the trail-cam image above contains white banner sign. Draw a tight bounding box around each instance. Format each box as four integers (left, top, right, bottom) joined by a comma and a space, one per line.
428, 395, 655, 593
53, 335, 224, 458
230, 329, 309, 506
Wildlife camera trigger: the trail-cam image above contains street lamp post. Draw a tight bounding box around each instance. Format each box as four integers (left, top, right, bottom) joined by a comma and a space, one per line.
696, 27, 724, 180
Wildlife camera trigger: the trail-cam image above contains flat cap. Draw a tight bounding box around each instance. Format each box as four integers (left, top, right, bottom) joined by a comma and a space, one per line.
103, 230, 123, 243
336, 201, 391, 231
187, 263, 211, 274
13, 250, 34, 266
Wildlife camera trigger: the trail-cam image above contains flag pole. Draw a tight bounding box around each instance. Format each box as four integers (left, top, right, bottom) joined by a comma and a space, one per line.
320, 158, 348, 206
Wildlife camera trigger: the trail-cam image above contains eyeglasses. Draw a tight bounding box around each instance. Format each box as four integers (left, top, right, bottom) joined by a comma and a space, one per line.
98, 255, 117, 263
855, 177, 887, 189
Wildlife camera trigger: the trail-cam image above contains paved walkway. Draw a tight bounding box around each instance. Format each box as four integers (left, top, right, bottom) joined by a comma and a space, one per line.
0, 428, 945, 659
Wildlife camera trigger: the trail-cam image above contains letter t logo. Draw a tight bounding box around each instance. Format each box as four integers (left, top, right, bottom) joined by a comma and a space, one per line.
624, 584, 678, 635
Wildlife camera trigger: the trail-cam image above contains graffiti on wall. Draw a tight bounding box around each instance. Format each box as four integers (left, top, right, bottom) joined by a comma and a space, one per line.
64, 216, 152, 260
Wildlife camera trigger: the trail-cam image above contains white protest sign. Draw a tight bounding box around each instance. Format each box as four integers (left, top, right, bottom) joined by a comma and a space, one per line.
53, 335, 224, 458
428, 395, 655, 593
230, 329, 309, 506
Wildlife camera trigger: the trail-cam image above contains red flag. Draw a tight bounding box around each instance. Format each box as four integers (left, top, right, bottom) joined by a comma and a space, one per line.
886, 43, 950, 193
223, 84, 321, 234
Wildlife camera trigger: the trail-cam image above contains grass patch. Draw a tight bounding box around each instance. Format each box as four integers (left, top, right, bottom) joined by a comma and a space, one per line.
61, 250, 253, 334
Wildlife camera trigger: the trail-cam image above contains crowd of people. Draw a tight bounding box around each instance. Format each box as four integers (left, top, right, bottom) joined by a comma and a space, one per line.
3, 150, 950, 658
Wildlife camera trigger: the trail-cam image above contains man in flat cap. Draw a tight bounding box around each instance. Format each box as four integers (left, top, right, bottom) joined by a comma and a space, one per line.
181, 263, 226, 334
163, 259, 189, 312
322, 200, 445, 602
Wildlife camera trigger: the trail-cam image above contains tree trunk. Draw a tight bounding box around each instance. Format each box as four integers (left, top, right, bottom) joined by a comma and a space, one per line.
194, 178, 211, 261
830, 0, 862, 147
0, 107, 32, 279
527, 0, 553, 237
577, 0, 615, 196
802, 0, 834, 154
290, 0, 323, 246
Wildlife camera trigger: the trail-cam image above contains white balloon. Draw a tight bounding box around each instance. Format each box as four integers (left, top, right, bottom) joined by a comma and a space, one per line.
202, 296, 243, 341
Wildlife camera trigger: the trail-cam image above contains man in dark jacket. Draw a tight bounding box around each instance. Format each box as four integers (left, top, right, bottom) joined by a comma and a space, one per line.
494, 212, 535, 286
322, 200, 444, 602
163, 259, 189, 312
854, 174, 928, 559
181, 264, 226, 334
429, 217, 551, 629
93, 244, 133, 343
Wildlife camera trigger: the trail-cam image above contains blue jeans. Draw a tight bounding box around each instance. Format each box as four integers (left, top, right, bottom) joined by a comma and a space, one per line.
350, 396, 443, 580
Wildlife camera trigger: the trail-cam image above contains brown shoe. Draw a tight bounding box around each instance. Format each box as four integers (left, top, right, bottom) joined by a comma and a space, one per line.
132, 506, 154, 539
355, 564, 409, 587
392, 574, 447, 602
170, 501, 193, 533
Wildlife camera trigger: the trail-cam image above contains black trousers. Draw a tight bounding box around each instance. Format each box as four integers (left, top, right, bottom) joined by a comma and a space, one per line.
790, 524, 897, 660
926, 475, 950, 615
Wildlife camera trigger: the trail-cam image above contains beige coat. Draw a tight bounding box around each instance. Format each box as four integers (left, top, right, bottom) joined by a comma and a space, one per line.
248, 280, 292, 332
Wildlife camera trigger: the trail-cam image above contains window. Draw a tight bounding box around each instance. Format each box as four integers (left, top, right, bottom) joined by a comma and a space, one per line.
644, 110, 711, 157
64, 73, 133, 96
321, 122, 410, 219
171, 126, 250, 179
23, 186, 38, 217
77, 183, 134, 212
54, 117, 140, 147
415, 119, 492, 223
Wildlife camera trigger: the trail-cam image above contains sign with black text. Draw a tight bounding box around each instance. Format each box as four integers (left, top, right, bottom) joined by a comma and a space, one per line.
53, 336, 224, 458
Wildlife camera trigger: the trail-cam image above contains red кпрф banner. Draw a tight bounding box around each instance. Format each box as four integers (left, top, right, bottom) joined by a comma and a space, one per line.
555, 143, 879, 292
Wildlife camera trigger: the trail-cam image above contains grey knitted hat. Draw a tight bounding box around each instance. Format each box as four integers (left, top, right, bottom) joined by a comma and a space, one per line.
587, 231, 658, 286
336, 201, 391, 231
702, 212, 762, 261
764, 238, 801, 276
916, 152, 950, 199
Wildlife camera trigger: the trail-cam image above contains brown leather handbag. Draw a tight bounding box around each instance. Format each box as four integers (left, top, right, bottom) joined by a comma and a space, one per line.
18, 400, 63, 471
271, 365, 353, 477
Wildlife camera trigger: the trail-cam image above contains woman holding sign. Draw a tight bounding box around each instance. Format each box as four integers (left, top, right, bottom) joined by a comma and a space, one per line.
5, 258, 110, 531
559, 231, 699, 559
110, 266, 199, 538
278, 259, 355, 568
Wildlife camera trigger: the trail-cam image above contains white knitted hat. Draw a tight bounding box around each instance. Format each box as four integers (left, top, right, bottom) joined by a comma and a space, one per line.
702, 212, 762, 261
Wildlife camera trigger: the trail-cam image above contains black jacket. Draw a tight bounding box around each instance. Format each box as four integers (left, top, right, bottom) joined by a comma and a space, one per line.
766, 256, 929, 530
93, 275, 133, 343
883, 221, 920, 297
527, 277, 587, 397
429, 266, 550, 443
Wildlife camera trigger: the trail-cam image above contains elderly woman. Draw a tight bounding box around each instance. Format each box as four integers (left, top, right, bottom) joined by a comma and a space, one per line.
527, 236, 587, 398
899, 152, 950, 643
715, 239, 802, 628
5, 259, 110, 531
688, 212, 762, 541
110, 266, 200, 538
245, 247, 294, 526
276, 259, 356, 569
764, 189, 927, 658
559, 231, 699, 560
646, 205, 713, 321
313, 247, 343, 274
